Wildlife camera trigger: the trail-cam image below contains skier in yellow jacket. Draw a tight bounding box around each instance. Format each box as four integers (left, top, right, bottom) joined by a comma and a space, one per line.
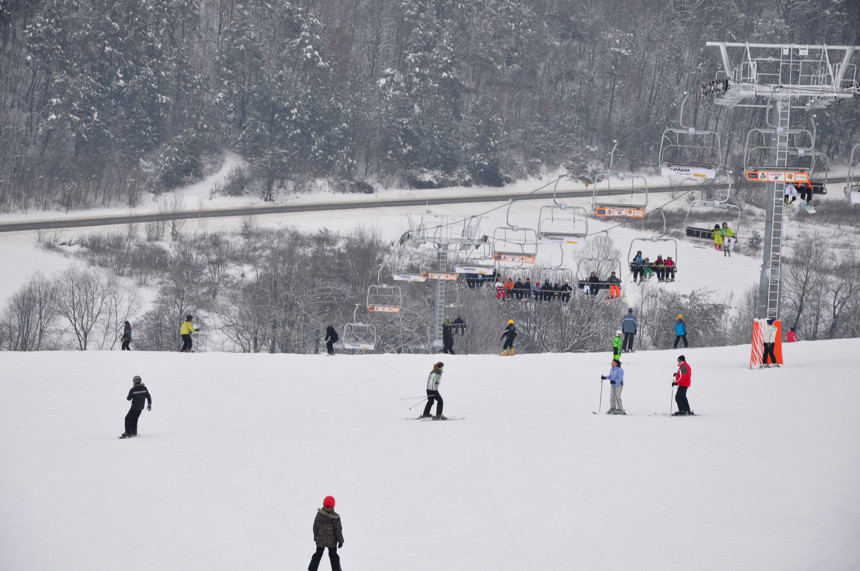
180, 315, 202, 352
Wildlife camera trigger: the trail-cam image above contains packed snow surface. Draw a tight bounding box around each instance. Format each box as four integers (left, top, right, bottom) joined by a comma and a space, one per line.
2, 340, 859, 570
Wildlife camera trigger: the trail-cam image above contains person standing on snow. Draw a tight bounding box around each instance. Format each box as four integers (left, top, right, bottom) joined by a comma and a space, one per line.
324, 325, 339, 356
601, 359, 625, 415
674, 315, 688, 348
786, 327, 800, 343
308, 495, 344, 571
180, 315, 202, 352
672, 355, 693, 416
442, 320, 455, 355
421, 362, 446, 420
612, 330, 623, 360
500, 319, 517, 356
762, 318, 779, 367
120, 375, 151, 438
621, 309, 638, 352
121, 321, 132, 351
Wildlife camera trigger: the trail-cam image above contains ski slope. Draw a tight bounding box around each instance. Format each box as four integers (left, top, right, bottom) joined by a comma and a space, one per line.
2, 340, 859, 570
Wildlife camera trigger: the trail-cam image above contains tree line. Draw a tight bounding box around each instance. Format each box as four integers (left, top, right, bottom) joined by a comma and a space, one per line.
3, 222, 857, 352
1, 0, 858, 212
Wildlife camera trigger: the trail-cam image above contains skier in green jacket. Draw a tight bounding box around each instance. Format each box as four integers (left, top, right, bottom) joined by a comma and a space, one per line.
612, 330, 623, 360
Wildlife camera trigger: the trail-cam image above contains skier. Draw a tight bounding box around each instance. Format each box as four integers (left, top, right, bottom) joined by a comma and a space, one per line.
500, 319, 517, 356
120, 375, 151, 438
653, 255, 666, 281
612, 330, 623, 360
606, 271, 622, 298
786, 327, 800, 343
601, 359, 625, 415
585, 272, 601, 297
631, 250, 644, 283
308, 496, 344, 571
797, 182, 814, 206
712, 224, 723, 251
452, 316, 466, 336
324, 325, 339, 356
180, 315, 202, 352
621, 309, 638, 352
442, 321, 455, 355
121, 320, 132, 351
674, 315, 688, 348
783, 183, 798, 206
762, 317, 779, 367
720, 223, 735, 257
421, 362, 446, 420
672, 355, 693, 416
560, 281, 573, 303
664, 256, 676, 280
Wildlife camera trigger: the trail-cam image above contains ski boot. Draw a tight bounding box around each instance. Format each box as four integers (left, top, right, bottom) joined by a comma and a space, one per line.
119, 433, 131, 439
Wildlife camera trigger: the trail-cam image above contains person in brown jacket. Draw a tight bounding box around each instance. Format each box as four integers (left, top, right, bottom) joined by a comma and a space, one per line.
308, 495, 344, 571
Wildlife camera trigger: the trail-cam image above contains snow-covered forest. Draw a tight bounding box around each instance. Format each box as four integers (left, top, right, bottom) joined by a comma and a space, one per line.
1, 0, 859, 211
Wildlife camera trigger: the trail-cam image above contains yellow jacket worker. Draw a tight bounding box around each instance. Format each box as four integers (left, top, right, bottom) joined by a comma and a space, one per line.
180, 315, 201, 352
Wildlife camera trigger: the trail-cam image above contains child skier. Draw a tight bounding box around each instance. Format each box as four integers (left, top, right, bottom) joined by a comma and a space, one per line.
674, 315, 688, 348
500, 319, 517, 355
308, 496, 344, 571
612, 330, 623, 360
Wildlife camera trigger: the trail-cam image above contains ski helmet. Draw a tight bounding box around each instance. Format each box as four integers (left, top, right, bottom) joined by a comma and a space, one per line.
677, 355, 686, 362
323, 496, 335, 508
508, 319, 514, 324
133, 375, 142, 384
186, 314, 193, 321
677, 314, 683, 319
616, 330, 622, 336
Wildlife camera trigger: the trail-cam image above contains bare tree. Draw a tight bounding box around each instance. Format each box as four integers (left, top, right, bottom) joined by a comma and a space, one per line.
56, 267, 110, 350
1, 274, 60, 350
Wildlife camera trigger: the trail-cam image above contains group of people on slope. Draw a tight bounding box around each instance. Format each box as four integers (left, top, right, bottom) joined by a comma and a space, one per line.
711, 222, 735, 256
114, 316, 202, 352
630, 252, 677, 283
599, 353, 694, 416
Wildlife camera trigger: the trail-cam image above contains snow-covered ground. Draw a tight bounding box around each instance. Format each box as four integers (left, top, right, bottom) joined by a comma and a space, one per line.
1, 341, 859, 570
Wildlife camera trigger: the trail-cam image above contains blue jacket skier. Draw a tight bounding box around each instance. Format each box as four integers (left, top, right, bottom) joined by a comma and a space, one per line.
601, 359, 625, 415
621, 309, 638, 352
674, 315, 688, 348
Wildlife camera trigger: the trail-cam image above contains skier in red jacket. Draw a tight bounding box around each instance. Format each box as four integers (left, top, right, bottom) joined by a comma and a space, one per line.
672, 355, 693, 416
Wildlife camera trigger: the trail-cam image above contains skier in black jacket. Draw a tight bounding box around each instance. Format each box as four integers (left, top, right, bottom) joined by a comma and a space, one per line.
121, 321, 132, 351
442, 321, 455, 354
500, 319, 517, 356
324, 325, 339, 355
120, 375, 151, 439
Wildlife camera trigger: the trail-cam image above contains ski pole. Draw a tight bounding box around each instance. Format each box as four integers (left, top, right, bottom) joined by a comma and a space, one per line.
400, 395, 428, 401
669, 381, 675, 416
598, 377, 604, 413
408, 398, 429, 410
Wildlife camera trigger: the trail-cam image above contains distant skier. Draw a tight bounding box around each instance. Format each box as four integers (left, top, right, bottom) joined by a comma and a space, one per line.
797, 182, 814, 206
500, 319, 517, 356
783, 183, 798, 206
601, 359, 625, 415
621, 309, 638, 352
674, 315, 688, 348
612, 330, 623, 360
786, 327, 800, 343
672, 355, 693, 416
180, 315, 202, 353
121, 320, 132, 351
324, 325, 339, 356
421, 362, 446, 420
762, 318, 779, 367
720, 223, 735, 257
120, 375, 151, 438
442, 321, 455, 355
308, 495, 344, 571
452, 316, 466, 336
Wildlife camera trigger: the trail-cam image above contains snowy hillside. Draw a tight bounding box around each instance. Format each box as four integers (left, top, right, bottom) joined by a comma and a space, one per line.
2, 340, 859, 570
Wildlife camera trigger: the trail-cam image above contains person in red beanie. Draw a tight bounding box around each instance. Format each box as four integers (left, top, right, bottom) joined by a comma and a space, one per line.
308, 496, 344, 571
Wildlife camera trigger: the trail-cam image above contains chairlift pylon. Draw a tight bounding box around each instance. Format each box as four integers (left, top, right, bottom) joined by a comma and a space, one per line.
846, 143, 860, 204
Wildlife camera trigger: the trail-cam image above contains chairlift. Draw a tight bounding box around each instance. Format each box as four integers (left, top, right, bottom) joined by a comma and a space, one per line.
492, 201, 538, 264
744, 111, 816, 183
628, 234, 679, 283
342, 305, 376, 351
367, 283, 402, 313
845, 143, 860, 204
537, 178, 589, 244
533, 244, 575, 291
658, 94, 722, 180
591, 171, 648, 216
575, 256, 624, 297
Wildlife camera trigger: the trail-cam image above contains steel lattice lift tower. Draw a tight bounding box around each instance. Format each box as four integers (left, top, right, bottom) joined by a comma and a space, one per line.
704, 42, 859, 320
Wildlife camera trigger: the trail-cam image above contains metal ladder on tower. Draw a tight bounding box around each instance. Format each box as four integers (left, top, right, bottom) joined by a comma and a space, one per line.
431, 247, 448, 353
766, 98, 791, 319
